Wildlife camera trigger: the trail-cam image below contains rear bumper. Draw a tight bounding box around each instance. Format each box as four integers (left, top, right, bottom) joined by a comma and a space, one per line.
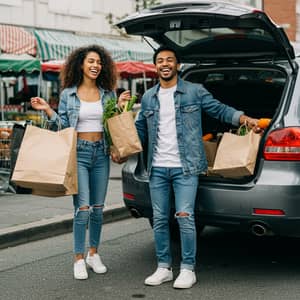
123, 182, 300, 237
122, 161, 300, 237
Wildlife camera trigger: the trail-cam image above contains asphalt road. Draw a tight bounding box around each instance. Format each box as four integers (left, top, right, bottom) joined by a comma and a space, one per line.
2, 218, 300, 300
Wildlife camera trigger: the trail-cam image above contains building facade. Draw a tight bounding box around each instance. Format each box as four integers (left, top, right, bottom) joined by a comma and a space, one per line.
0, 0, 264, 36
263, 0, 296, 41
0, 0, 136, 36
0, 1, 296, 39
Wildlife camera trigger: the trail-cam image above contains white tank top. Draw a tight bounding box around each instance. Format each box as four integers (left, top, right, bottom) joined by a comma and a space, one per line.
76, 100, 103, 132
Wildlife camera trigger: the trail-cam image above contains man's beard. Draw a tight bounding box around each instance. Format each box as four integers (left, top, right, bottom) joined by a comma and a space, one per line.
160, 71, 177, 82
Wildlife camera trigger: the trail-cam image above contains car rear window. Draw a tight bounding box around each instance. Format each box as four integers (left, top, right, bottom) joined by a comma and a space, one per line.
165, 28, 272, 47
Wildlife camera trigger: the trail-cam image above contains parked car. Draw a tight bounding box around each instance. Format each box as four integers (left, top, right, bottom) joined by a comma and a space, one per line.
116, 1, 300, 238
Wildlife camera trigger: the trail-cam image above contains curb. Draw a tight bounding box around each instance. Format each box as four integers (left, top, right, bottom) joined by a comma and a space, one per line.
0, 205, 131, 250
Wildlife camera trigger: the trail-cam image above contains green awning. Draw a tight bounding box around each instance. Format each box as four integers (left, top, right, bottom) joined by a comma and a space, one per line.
34, 29, 155, 62
0, 54, 41, 74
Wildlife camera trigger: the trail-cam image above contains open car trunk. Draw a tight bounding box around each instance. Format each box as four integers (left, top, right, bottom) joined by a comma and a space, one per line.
182, 64, 288, 181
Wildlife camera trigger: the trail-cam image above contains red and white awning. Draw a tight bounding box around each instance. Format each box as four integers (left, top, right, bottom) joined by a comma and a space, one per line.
116, 61, 157, 79
0, 25, 36, 56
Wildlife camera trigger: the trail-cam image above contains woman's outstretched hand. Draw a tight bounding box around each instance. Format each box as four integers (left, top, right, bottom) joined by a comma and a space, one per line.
31, 97, 54, 118
31, 97, 50, 111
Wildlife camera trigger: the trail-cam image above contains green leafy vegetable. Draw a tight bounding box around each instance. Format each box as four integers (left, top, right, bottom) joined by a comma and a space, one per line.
103, 95, 138, 146
123, 95, 137, 112
238, 123, 249, 136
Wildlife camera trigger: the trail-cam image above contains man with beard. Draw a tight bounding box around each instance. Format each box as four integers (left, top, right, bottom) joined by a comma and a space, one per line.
132, 46, 258, 289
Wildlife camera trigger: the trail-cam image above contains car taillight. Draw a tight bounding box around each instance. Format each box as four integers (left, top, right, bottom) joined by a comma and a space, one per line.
253, 208, 285, 216
123, 193, 135, 200
263, 127, 300, 161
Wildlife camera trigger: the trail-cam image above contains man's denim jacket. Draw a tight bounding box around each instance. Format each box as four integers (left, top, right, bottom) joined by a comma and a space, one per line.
47, 86, 115, 155
135, 77, 243, 176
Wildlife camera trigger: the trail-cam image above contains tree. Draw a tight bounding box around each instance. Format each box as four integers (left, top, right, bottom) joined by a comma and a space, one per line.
106, 0, 161, 36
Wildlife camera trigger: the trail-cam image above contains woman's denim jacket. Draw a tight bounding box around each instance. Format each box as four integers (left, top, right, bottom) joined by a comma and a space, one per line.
135, 77, 243, 176
47, 85, 115, 155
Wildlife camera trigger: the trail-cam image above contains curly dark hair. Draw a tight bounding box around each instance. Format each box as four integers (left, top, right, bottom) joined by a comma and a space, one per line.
153, 45, 181, 65
60, 44, 117, 91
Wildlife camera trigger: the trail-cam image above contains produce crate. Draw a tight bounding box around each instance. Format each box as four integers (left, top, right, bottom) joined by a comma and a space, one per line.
0, 121, 25, 193
0, 122, 13, 169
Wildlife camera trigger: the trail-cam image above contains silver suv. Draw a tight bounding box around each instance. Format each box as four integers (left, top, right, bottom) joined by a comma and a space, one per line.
116, 1, 300, 238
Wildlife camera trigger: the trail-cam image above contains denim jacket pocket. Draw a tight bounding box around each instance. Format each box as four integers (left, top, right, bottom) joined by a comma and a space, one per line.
180, 104, 201, 133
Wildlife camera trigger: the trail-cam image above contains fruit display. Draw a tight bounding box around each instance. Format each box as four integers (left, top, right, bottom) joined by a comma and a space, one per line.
0, 123, 13, 169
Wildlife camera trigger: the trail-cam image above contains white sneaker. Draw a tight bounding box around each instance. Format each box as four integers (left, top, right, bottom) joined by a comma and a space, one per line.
173, 269, 196, 289
86, 253, 107, 274
144, 267, 173, 286
74, 259, 88, 280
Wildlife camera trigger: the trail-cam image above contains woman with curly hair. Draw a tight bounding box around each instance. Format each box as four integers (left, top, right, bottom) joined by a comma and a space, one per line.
31, 45, 130, 280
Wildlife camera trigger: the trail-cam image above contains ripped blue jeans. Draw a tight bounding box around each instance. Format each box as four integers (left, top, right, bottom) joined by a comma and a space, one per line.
73, 139, 110, 254
149, 167, 199, 271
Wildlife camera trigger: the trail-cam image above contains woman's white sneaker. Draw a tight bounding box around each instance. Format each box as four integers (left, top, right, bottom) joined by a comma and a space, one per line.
74, 259, 88, 280
86, 253, 107, 274
173, 269, 196, 289
144, 267, 173, 286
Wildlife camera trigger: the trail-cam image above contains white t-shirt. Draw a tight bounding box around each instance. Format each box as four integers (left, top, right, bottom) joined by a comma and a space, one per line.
76, 100, 103, 132
152, 85, 182, 168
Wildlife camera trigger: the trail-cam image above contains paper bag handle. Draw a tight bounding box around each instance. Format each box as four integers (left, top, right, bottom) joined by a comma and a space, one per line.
42, 116, 62, 131
237, 122, 251, 136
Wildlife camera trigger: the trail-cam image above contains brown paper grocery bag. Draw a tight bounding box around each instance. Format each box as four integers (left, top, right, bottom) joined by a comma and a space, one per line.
107, 111, 142, 158
11, 125, 78, 196
203, 141, 218, 168
212, 130, 261, 178
203, 140, 219, 176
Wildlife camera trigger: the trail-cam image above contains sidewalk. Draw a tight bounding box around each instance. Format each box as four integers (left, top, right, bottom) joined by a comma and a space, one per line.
0, 161, 131, 249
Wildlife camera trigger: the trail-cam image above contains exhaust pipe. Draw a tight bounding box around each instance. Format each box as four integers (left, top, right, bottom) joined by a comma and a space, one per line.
251, 223, 267, 236
129, 208, 141, 218
251, 223, 273, 237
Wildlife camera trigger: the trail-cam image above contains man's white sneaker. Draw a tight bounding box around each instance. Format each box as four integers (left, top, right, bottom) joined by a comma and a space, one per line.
86, 253, 107, 274
173, 269, 196, 289
74, 259, 88, 280
144, 267, 173, 286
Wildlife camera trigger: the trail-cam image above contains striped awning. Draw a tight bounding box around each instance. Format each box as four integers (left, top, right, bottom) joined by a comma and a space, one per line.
0, 25, 36, 56
34, 29, 155, 62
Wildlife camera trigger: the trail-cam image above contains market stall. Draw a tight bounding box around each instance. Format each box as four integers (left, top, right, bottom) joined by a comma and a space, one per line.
0, 54, 41, 192
0, 53, 41, 121
40, 60, 65, 102
115, 61, 157, 94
